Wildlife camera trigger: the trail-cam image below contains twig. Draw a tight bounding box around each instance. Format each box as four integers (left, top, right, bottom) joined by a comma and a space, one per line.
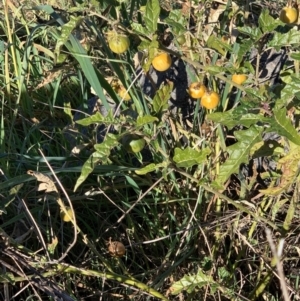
265, 228, 290, 301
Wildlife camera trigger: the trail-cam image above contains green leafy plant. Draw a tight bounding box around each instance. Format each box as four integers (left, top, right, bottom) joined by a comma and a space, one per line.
2, 0, 300, 300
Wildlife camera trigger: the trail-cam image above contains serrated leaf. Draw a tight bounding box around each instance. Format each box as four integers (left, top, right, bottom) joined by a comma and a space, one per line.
237, 26, 262, 40
94, 134, 119, 154
75, 110, 115, 126
217, 267, 231, 279
173, 147, 210, 168
260, 143, 300, 196
136, 115, 158, 126
204, 65, 226, 75
131, 22, 151, 36
153, 81, 173, 113
145, 0, 160, 33
271, 198, 289, 221
250, 140, 283, 158
74, 134, 119, 191
268, 29, 300, 48
207, 106, 268, 130
165, 10, 186, 34
138, 40, 151, 51
216, 126, 263, 185
74, 153, 102, 192
258, 9, 281, 33
244, 87, 267, 101
206, 35, 231, 56
276, 79, 300, 107
55, 15, 83, 56
290, 52, 300, 60
269, 108, 300, 145
135, 162, 167, 175
281, 72, 297, 84
141, 39, 159, 72
237, 39, 253, 65
169, 270, 214, 295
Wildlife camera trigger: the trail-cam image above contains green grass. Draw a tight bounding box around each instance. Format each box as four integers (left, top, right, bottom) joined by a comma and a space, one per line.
1, 0, 300, 300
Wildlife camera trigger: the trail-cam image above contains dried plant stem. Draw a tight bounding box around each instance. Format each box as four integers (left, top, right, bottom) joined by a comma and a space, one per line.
265, 228, 290, 301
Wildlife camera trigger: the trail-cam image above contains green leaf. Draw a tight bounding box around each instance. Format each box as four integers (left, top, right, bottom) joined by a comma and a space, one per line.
206, 35, 231, 56
123, 175, 140, 195
271, 198, 289, 221
141, 39, 159, 72
94, 134, 119, 154
74, 153, 101, 192
170, 270, 215, 295
258, 9, 281, 33
276, 77, 300, 107
131, 22, 151, 36
268, 29, 300, 48
123, 136, 146, 153
35, 5, 111, 112
261, 142, 300, 196
173, 147, 210, 168
153, 81, 174, 114
244, 87, 267, 101
0, 183, 24, 215
0, 174, 31, 191
250, 140, 283, 158
269, 108, 300, 145
55, 15, 83, 57
282, 191, 296, 231
135, 162, 167, 175
204, 65, 226, 75
66, 6, 86, 13
217, 267, 231, 280
74, 134, 119, 191
165, 10, 186, 34
207, 106, 268, 130
136, 115, 159, 126
56, 53, 68, 64
145, 0, 160, 33
0, 272, 15, 284
216, 126, 263, 185
75, 111, 115, 126
138, 40, 152, 51
47, 237, 58, 255
290, 52, 300, 60
237, 26, 262, 40
236, 39, 253, 65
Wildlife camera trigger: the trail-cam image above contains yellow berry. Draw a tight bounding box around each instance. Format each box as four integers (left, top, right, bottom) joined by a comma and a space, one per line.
60, 207, 74, 222
188, 82, 207, 99
280, 7, 298, 24
232, 74, 247, 85
201, 91, 220, 109
152, 53, 172, 72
